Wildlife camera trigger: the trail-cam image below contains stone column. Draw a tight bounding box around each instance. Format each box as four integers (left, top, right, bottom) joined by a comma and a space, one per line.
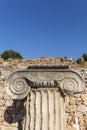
5, 65, 85, 130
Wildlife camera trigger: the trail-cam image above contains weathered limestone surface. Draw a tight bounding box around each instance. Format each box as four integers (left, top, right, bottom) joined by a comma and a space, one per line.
0, 58, 87, 130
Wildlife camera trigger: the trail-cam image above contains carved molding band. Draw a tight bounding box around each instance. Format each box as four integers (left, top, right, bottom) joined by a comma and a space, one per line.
31, 80, 58, 88
5, 65, 85, 99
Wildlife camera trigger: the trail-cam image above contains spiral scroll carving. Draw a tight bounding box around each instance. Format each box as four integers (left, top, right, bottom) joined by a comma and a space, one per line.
6, 77, 30, 99
60, 78, 79, 94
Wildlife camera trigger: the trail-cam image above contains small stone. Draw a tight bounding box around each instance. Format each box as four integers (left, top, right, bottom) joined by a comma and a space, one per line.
1, 70, 11, 79
73, 124, 79, 130
83, 98, 87, 106
76, 98, 82, 105
0, 116, 4, 122
84, 115, 87, 125
75, 117, 78, 124
75, 111, 83, 117
0, 88, 5, 94
77, 104, 86, 113
4, 93, 11, 100
0, 92, 4, 99
82, 94, 87, 99
5, 100, 14, 107
0, 84, 5, 91
11, 121, 18, 127
69, 96, 76, 105
0, 99, 5, 106
65, 105, 77, 113
0, 109, 4, 117
82, 94, 87, 106
79, 116, 86, 126
66, 113, 69, 121
68, 114, 75, 125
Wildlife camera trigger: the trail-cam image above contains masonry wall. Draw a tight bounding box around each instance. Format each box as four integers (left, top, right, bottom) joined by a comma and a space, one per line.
65, 91, 87, 130
0, 58, 87, 130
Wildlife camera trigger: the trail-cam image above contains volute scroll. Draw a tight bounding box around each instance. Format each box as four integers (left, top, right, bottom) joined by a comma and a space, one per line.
5, 76, 31, 99
59, 77, 84, 95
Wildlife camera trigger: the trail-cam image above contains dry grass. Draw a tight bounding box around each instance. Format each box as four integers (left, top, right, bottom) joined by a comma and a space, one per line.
72, 62, 87, 69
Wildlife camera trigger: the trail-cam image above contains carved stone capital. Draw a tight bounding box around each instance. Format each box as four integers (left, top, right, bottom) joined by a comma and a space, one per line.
5, 65, 85, 99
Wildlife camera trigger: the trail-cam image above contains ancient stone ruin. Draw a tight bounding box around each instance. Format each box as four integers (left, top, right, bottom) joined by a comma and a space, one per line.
0, 58, 87, 130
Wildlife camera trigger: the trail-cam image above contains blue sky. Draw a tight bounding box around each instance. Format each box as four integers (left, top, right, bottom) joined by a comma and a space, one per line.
0, 0, 87, 59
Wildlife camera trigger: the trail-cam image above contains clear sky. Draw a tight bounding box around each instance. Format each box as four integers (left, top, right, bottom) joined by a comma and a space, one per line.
0, 0, 87, 59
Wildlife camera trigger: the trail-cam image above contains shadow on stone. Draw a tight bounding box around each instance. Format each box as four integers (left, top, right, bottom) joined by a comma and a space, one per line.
4, 98, 26, 130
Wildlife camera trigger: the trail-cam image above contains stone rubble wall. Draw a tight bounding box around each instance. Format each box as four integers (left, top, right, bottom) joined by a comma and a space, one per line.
65, 92, 87, 130
0, 58, 87, 130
